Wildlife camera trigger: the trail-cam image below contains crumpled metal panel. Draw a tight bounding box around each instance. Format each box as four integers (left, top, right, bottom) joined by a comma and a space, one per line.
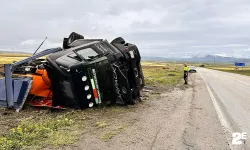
0, 77, 32, 111
11, 47, 62, 67
0, 80, 6, 102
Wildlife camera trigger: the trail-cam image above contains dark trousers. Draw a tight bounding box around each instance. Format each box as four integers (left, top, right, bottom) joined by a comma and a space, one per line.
184, 71, 188, 84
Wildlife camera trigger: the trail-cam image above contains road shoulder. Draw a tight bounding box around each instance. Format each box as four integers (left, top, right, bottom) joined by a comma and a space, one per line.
182, 73, 230, 150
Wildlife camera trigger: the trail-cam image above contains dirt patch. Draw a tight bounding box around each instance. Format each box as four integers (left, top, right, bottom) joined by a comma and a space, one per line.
0, 84, 168, 149
49, 80, 193, 150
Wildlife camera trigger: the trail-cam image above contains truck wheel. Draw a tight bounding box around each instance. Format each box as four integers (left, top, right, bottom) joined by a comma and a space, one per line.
127, 99, 136, 105
63, 38, 70, 49
111, 37, 125, 44
67, 32, 84, 45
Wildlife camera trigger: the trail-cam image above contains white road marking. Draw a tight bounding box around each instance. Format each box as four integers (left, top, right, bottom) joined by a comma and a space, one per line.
199, 72, 235, 150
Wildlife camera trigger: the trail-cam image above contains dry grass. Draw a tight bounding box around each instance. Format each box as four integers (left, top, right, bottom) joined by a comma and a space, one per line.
100, 125, 126, 142
0, 53, 31, 64
0, 57, 29, 64
0, 53, 31, 57
205, 64, 250, 76
0, 110, 84, 150
141, 62, 183, 86
0, 53, 48, 64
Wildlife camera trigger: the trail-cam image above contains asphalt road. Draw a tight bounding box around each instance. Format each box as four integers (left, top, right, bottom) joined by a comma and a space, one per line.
198, 68, 250, 150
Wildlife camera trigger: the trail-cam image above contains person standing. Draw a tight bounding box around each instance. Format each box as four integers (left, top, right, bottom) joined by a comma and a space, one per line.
183, 63, 189, 84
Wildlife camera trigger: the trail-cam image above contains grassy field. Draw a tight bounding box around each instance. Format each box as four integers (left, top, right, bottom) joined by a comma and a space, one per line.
0, 53, 48, 65
0, 60, 184, 150
0, 53, 31, 64
204, 64, 250, 76
141, 62, 183, 86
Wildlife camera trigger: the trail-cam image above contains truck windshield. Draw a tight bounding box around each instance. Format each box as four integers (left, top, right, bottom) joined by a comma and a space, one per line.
74, 47, 98, 60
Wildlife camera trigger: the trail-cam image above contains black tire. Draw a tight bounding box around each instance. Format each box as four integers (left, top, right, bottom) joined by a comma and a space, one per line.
62, 38, 70, 49
127, 89, 138, 105
67, 32, 84, 45
111, 37, 125, 44
127, 98, 136, 105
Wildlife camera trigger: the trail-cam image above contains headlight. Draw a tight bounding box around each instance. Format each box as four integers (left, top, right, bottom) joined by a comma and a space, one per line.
25, 67, 31, 72
89, 102, 94, 107
85, 85, 90, 91
82, 76, 87, 81
87, 94, 92, 99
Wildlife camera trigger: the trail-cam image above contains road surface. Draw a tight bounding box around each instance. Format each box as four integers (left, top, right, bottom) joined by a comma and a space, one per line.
198, 68, 250, 150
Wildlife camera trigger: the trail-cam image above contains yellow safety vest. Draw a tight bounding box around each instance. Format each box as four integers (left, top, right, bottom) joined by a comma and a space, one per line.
184, 67, 189, 71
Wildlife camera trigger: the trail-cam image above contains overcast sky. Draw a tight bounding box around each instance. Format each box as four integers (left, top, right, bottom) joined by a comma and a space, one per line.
1, 0, 250, 58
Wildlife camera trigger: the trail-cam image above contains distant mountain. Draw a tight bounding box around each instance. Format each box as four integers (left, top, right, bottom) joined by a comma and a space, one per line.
188, 54, 250, 64
0, 50, 31, 54
141, 54, 250, 64
141, 56, 169, 61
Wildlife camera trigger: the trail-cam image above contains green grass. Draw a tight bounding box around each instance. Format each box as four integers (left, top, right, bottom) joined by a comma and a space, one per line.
100, 125, 126, 142
0, 116, 81, 150
141, 62, 183, 86
96, 121, 108, 128
205, 64, 250, 76
0, 106, 130, 150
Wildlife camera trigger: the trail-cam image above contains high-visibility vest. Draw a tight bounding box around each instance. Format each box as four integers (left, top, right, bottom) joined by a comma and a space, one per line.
184, 67, 189, 71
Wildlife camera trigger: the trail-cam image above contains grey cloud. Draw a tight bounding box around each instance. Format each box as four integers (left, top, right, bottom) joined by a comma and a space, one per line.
1, 0, 250, 58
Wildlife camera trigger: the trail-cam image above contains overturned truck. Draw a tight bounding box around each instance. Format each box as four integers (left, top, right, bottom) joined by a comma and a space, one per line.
0, 32, 145, 111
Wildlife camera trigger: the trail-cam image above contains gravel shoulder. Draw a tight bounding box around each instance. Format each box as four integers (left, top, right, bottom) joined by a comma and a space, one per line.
55, 73, 229, 150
